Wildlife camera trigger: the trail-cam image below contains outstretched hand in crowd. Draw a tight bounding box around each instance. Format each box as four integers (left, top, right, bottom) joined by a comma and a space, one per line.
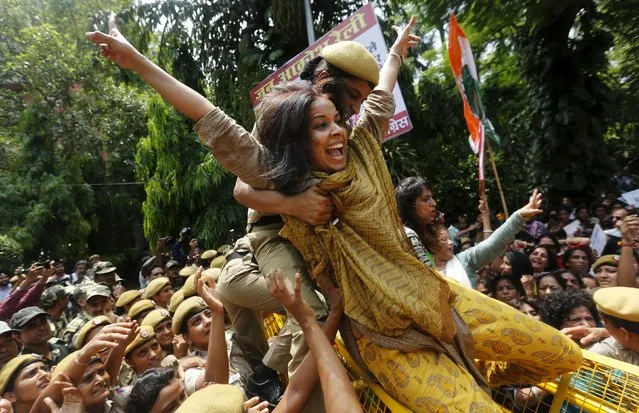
519, 189, 543, 220
43, 375, 85, 413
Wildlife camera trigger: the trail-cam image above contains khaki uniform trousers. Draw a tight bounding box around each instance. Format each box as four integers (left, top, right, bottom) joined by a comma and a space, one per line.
357, 280, 583, 413
218, 228, 328, 376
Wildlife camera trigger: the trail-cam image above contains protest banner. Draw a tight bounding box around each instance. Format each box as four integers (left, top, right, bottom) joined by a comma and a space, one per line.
249, 3, 412, 140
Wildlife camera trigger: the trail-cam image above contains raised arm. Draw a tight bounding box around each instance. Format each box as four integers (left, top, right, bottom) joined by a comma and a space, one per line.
268, 270, 361, 413
86, 16, 272, 189
377, 16, 419, 94
234, 178, 335, 226
271, 274, 344, 413
86, 15, 212, 121
194, 269, 229, 385
618, 215, 638, 288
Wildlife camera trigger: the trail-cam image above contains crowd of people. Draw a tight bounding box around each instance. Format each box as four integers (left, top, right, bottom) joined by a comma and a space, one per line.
0, 13, 638, 413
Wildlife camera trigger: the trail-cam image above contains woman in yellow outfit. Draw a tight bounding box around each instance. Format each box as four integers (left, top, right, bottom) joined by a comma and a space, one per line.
88, 15, 581, 412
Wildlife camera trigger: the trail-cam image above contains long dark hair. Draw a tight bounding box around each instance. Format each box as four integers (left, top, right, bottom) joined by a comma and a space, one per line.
257, 81, 324, 193
505, 251, 534, 279
488, 274, 526, 298
530, 245, 558, 272
395, 177, 442, 256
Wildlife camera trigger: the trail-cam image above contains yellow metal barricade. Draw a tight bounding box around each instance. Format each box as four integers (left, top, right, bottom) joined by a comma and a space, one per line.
262, 313, 639, 413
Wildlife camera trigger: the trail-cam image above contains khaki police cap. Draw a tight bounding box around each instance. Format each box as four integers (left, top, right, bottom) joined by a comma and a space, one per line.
75, 316, 111, 349
209, 256, 226, 269
203, 268, 221, 282
172, 296, 207, 335
128, 299, 155, 319
115, 290, 141, 308
0, 354, 41, 394
125, 325, 155, 356
179, 265, 198, 277
169, 289, 185, 314
216, 244, 232, 255
165, 260, 180, 270
141, 309, 172, 329
182, 274, 197, 298
592, 255, 619, 272
175, 384, 244, 413
143, 277, 171, 299
321, 41, 380, 86
200, 250, 217, 260
594, 287, 639, 323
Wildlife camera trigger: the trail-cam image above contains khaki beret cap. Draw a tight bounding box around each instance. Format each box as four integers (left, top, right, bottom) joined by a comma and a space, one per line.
209, 256, 226, 269
172, 296, 207, 335
128, 299, 155, 319
216, 244, 232, 255
115, 290, 141, 308
50, 351, 100, 379
143, 277, 171, 299
594, 287, 639, 322
0, 354, 41, 394
201, 250, 218, 260
203, 268, 221, 282
592, 255, 619, 272
179, 265, 198, 277
141, 309, 172, 329
321, 41, 379, 86
169, 289, 185, 314
176, 384, 244, 413
125, 325, 156, 356
75, 316, 111, 349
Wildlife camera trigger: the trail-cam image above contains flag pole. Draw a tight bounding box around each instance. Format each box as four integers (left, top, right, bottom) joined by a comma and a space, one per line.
486, 142, 509, 219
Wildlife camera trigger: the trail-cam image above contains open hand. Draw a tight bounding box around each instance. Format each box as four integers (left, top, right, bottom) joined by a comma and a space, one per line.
560, 326, 609, 347
286, 185, 334, 226
194, 267, 223, 313
86, 14, 143, 70
620, 215, 639, 243
266, 270, 315, 325
78, 322, 134, 362
520, 189, 543, 220
44, 375, 85, 413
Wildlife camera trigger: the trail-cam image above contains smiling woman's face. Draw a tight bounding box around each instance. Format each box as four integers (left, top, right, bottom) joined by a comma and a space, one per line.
307, 96, 349, 174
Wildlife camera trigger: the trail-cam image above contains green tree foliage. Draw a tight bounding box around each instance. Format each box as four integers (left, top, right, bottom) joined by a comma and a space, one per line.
0, 235, 23, 272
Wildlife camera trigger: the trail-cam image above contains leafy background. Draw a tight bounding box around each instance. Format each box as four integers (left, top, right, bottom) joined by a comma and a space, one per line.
1, 0, 637, 280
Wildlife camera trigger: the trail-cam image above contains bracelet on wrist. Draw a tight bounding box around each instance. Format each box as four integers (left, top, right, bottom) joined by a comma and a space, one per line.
483, 230, 493, 233
619, 241, 638, 248
387, 52, 403, 64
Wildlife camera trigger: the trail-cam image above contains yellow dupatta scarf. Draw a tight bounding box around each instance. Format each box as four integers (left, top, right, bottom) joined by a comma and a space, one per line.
281, 125, 457, 343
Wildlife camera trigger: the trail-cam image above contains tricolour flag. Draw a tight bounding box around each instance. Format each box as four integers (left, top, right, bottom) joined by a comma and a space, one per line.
447, 14, 500, 183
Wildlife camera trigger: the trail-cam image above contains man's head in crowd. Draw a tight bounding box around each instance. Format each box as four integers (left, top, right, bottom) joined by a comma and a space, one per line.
9, 307, 52, 350
0, 355, 50, 411
84, 285, 113, 317
611, 208, 629, 229
594, 287, 639, 352
126, 367, 187, 413
74, 260, 88, 277
0, 322, 19, 369
0, 272, 9, 287
53, 260, 66, 276
125, 326, 162, 375
172, 297, 210, 351
41, 285, 69, 317
148, 265, 166, 282
165, 260, 182, 289
593, 255, 619, 288
142, 310, 174, 353
89, 254, 101, 267
94, 262, 117, 287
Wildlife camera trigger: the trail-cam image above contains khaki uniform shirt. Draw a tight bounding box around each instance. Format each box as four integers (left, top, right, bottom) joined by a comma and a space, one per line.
590, 337, 639, 366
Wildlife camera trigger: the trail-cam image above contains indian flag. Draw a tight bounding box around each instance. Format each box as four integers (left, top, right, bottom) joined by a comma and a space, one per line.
447, 14, 500, 182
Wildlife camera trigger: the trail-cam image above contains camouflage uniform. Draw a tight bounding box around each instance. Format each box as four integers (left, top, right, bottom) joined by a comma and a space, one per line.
62, 311, 91, 346
21, 340, 71, 367
48, 314, 69, 340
